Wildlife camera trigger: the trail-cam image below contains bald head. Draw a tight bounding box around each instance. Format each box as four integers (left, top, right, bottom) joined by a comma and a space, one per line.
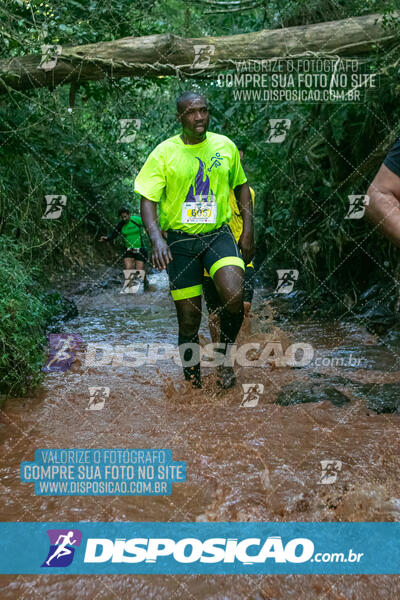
176, 91, 206, 114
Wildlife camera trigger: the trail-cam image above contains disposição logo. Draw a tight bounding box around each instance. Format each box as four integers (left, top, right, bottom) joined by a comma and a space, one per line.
41, 529, 82, 568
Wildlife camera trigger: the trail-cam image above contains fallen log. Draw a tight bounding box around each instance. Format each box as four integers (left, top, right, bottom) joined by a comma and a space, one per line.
0, 13, 396, 94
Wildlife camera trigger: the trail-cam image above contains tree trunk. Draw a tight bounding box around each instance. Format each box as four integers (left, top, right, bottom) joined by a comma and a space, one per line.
0, 13, 395, 95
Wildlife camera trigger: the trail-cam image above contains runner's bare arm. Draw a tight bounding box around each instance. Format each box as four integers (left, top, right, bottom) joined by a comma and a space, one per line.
366, 164, 400, 247
140, 196, 172, 269
99, 221, 122, 242
234, 182, 255, 264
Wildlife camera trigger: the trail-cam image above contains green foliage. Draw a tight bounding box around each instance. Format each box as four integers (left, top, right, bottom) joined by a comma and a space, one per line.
0, 237, 62, 395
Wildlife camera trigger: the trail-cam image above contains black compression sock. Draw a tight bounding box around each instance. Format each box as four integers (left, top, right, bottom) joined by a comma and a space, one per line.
215, 307, 244, 368
178, 332, 201, 388
219, 307, 244, 346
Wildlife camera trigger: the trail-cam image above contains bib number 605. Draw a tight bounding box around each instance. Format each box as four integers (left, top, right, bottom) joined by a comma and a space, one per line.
190, 208, 211, 218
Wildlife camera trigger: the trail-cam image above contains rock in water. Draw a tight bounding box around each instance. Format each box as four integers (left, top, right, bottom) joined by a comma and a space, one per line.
277, 376, 400, 414
276, 380, 350, 407
44, 291, 78, 329
358, 383, 400, 414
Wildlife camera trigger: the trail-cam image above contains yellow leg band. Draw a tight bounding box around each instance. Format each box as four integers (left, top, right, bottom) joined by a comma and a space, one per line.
171, 284, 203, 301
209, 256, 245, 279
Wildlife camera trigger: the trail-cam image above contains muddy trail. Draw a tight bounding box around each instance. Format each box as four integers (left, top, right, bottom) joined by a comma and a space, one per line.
1, 265, 400, 599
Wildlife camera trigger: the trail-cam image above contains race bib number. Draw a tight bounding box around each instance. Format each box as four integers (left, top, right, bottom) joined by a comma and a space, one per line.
181, 201, 217, 224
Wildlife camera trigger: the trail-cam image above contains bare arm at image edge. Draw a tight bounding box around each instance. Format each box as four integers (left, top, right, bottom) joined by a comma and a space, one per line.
366, 164, 400, 248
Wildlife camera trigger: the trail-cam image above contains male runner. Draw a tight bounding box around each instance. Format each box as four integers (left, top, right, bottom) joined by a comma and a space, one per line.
99, 207, 149, 288
135, 91, 255, 389
203, 144, 256, 342
366, 137, 400, 246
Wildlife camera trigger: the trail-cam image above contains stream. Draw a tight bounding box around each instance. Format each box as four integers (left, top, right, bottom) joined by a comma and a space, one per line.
1, 264, 400, 599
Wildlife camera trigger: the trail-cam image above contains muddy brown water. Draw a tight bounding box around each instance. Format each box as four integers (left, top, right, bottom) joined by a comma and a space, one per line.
1, 266, 400, 599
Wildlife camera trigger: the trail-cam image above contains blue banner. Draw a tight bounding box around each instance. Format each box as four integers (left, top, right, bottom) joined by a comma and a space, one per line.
0, 522, 399, 574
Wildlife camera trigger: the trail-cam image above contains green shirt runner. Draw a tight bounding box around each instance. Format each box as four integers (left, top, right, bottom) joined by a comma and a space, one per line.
109, 215, 144, 248
134, 132, 247, 234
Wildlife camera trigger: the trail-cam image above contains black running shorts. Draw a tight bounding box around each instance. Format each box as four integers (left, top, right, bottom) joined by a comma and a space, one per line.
166, 224, 244, 301
124, 247, 148, 261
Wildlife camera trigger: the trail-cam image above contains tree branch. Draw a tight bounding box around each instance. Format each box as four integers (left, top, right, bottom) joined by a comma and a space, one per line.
0, 13, 396, 94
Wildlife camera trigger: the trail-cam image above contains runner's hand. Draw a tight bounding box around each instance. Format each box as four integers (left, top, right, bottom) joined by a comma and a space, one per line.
99, 236, 108, 242
238, 230, 255, 265
152, 237, 172, 270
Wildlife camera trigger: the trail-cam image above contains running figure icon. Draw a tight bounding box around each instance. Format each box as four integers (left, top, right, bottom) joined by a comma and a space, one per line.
45, 531, 77, 566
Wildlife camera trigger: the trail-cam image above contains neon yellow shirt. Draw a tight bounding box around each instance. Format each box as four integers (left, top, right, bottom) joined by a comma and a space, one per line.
134, 132, 247, 234
228, 186, 255, 241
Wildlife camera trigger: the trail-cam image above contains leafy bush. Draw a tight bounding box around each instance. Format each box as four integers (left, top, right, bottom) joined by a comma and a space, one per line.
0, 238, 61, 395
